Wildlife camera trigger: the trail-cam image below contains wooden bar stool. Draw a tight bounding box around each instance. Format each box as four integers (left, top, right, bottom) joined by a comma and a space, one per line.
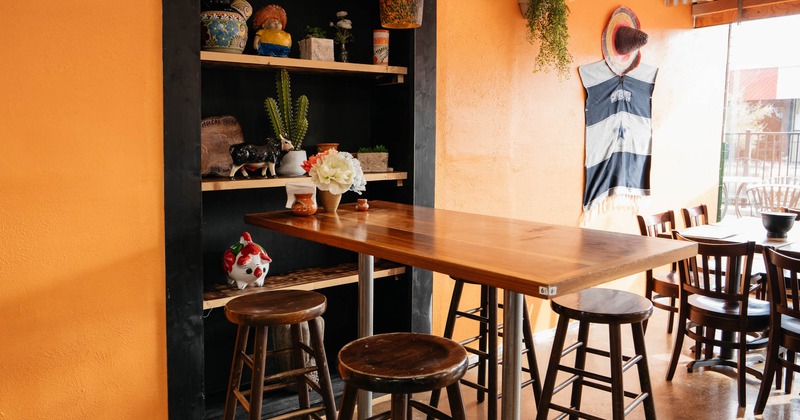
223, 289, 337, 420
337, 332, 469, 420
536, 288, 656, 420
429, 278, 541, 420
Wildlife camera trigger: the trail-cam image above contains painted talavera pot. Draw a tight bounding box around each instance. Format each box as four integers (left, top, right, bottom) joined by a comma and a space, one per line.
200, 0, 252, 54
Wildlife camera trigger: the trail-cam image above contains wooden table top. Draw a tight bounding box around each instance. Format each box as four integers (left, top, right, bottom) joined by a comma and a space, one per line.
245, 201, 697, 298
680, 216, 800, 251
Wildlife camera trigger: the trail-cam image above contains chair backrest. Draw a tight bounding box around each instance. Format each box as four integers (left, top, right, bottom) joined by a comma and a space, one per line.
637, 210, 677, 239
763, 247, 800, 322
673, 232, 757, 306
780, 207, 800, 221
682, 204, 709, 228
766, 176, 800, 186
745, 184, 800, 216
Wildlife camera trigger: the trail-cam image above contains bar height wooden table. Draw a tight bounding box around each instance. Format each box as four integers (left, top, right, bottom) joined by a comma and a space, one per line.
245, 201, 697, 419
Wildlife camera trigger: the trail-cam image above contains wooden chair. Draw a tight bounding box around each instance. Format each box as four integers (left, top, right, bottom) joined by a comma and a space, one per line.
223, 290, 337, 420
535, 288, 656, 420
780, 206, 800, 221
428, 278, 541, 420
637, 211, 680, 333
666, 233, 770, 407
337, 332, 468, 420
682, 204, 709, 228
744, 184, 800, 217
755, 247, 800, 415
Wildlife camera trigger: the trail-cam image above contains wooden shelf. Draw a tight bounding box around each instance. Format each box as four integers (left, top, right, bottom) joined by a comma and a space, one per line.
202, 171, 406, 191
201, 51, 407, 82
203, 260, 406, 310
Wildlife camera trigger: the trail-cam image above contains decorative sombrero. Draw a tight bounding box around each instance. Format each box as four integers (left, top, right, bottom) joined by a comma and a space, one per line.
253, 4, 288, 30
601, 7, 649, 75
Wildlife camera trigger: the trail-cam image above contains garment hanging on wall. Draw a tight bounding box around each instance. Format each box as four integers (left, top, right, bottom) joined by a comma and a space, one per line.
578, 60, 658, 222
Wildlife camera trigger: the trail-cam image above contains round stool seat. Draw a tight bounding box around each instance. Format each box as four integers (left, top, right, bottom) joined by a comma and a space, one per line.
225, 289, 326, 327
338, 332, 469, 394
551, 288, 653, 325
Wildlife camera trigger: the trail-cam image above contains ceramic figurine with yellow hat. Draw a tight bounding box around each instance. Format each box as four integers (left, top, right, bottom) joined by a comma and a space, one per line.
252, 4, 291, 57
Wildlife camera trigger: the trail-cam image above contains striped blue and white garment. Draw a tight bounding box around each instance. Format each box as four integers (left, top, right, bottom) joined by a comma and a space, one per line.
578, 60, 658, 221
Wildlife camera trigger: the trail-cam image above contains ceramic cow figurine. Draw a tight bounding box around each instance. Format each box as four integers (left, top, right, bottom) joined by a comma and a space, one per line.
229, 135, 293, 179
223, 232, 272, 289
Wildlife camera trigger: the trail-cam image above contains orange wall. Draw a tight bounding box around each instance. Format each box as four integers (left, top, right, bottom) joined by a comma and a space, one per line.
0, 0, 728, 416
0, 1, 167, 418
433, 1, 729, 336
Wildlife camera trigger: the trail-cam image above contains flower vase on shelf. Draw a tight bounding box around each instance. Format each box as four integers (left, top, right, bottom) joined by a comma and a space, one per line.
318, 190, 342, 213
338, 44, 349, 63
277, 150, 308, 177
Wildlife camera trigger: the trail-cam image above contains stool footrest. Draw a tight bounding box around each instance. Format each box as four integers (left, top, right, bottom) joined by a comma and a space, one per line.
548, 403, 606, 420
268, 406, 326, 420
624, 392, 651, 417
263, 366, 318, 384
460, 378, 490, 393
456, 309, 489, 323
408, 399, 454, 420
464, 346, 489, 359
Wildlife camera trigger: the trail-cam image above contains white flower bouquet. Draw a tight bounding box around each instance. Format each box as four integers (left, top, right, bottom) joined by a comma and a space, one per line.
330, 11, 354, 45
302, 150, 366, 195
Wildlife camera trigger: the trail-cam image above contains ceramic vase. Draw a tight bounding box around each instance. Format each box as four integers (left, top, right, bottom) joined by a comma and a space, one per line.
316, 143, 339, 153
277, 150, 308, 177
291, 193, 317, 216
200, 1, 252, 54
319, 190, 342, 213
356, 198, 369, 211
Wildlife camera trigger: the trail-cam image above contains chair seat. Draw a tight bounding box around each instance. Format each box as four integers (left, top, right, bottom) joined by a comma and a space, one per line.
225, 289, 327, 326
652, 269, 679, 286
687, 295, 770, 318
552, 288, 653, 325
652, 270, 679, 297
782, 314, 800, 335
338, 332, 469, 394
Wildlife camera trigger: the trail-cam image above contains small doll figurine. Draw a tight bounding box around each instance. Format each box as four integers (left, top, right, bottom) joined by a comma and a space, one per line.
252, 5, 291, 57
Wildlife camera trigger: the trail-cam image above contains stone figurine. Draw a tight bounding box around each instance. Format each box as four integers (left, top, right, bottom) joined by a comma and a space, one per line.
223, 232, 272, 289
229, 136, 293, 179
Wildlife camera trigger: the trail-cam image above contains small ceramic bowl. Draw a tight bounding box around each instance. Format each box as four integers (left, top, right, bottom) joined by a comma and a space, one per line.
761, 211, 796, 238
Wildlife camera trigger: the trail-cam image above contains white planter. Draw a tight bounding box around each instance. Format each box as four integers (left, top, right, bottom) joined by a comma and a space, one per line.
354, 152, 389, 173
298, 38, 334, 62
277, 150, 308, 177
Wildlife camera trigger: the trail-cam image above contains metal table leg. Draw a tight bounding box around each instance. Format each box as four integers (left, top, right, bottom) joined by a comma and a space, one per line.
357, 253, 374, 420
501, 290, 523, 420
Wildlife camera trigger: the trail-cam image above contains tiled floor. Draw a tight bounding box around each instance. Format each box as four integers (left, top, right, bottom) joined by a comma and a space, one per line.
374, 307, 800, 419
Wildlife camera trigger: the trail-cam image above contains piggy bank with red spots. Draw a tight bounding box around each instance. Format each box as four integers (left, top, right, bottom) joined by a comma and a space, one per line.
223, 232, 272, 289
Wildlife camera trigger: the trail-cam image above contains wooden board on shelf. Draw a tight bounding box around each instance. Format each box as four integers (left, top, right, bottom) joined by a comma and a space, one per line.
201, 51, 407, 80
202, 171, 407, 191
203, 260, 406, 310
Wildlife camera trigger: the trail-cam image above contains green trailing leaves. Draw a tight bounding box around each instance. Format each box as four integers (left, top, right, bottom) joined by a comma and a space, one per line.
524, 0, 573, 78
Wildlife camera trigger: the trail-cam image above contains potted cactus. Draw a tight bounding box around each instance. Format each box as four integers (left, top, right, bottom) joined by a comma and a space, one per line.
265, 69, 310, 176
354, 145, 389, 173
299, 26, 334, 61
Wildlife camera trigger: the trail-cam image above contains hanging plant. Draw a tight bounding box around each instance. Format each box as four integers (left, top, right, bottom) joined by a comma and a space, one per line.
523, 0, 573, 77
